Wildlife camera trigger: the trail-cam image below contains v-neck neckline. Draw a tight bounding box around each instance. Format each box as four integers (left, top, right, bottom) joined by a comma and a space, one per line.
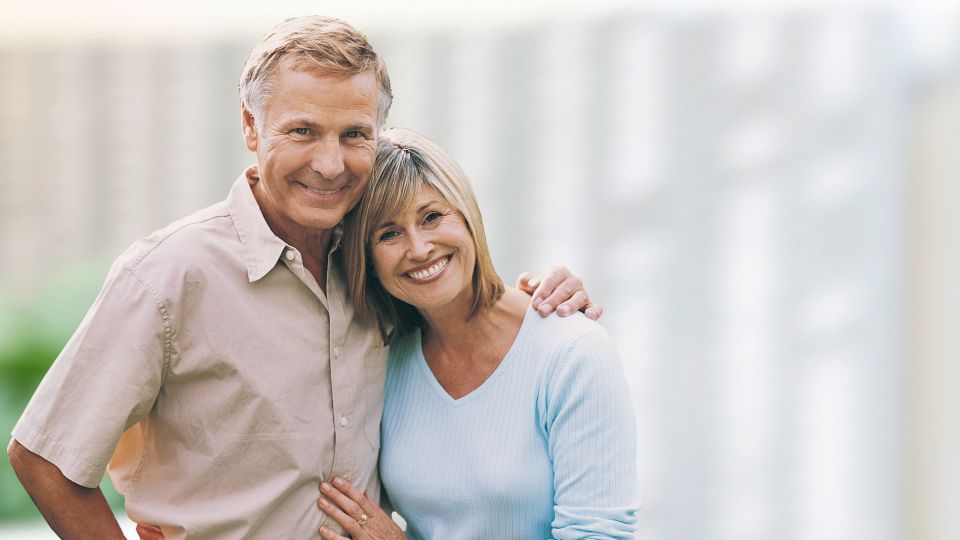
414, 306, 535, 405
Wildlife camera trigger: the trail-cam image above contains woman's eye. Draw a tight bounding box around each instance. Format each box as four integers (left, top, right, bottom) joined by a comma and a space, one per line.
424, 211, 442, 224
378, 230, 398, 242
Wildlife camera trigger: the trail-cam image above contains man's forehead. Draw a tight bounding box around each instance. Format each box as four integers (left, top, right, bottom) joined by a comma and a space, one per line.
265, 66, 379, 122
278, 56, 376, 88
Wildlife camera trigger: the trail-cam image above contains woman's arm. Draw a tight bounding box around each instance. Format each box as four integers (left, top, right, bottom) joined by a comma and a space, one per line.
545, 328, 640, 539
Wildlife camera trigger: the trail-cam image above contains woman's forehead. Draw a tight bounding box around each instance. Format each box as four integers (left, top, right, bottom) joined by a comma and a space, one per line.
374, 183, 457, 225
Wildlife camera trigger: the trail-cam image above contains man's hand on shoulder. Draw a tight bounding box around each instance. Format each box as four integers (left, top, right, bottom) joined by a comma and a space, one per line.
517, 266, 603, 320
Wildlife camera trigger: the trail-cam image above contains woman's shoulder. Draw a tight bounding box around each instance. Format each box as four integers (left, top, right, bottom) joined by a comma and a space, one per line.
515, 310, 620, 389
529, 312, 634, 431
522, 309, 614, 356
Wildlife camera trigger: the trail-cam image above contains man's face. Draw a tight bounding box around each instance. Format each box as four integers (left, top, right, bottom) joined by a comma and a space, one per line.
243, 62, 379, 238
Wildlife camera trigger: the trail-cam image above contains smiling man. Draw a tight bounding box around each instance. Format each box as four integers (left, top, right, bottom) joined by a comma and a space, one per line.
6, 16, 598, 539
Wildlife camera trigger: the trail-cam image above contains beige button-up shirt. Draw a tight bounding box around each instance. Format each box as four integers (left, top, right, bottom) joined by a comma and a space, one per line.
12, 172, 387, 538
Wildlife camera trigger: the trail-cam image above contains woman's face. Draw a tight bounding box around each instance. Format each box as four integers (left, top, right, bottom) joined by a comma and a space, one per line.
368, 185, 476, 315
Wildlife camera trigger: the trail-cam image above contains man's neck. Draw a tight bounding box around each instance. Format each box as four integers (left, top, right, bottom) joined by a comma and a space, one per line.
274, 226, 334, 291
247, 168, 337, 290
297, 232, 334, 290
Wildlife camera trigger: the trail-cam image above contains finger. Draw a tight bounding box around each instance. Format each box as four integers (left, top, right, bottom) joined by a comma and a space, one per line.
536, 276, 582, 316
555, 290, 590, 317
317, 495, 364, 538
516, 272, 540, 294
320, 481, 367, 520
329, 479, 401, 539
136, 524, 165, 540
584, 302, 603, 320
319, 525, 351, 540
529, 268, 570, 312
331, 477, 378, 514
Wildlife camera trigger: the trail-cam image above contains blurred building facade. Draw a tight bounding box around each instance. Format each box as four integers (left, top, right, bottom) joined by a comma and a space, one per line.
1, 8, 958, 540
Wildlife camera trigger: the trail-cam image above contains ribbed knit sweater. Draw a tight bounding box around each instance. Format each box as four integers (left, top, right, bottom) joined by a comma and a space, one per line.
379, 308, 640, 539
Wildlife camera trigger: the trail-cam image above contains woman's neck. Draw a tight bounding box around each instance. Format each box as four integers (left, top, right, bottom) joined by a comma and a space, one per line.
419, 287, 529, 366
417, 287, 530, 399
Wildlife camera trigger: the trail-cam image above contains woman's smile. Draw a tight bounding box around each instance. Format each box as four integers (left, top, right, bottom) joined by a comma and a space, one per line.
370, 186, 477, 314
404, 255, 452, 282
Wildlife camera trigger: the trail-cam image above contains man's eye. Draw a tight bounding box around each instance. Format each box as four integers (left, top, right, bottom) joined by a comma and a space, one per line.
344, 130, 362, 139
292, 128, 310, 136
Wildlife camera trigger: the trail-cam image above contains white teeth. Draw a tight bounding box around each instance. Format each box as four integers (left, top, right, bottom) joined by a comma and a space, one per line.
305, 186, 341, 195
407, 257, 449, 280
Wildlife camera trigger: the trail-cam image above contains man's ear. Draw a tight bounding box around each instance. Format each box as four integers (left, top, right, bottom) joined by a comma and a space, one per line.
242, 106, 259, 152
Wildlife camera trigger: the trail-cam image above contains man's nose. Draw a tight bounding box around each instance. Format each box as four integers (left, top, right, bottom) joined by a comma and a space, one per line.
311, 137, 345, 180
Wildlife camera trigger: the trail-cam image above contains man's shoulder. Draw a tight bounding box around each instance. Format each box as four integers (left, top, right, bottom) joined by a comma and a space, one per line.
114, 199, 236, 276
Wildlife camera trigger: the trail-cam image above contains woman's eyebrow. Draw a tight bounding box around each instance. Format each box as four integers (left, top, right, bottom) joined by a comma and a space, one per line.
417, 200, 443, 213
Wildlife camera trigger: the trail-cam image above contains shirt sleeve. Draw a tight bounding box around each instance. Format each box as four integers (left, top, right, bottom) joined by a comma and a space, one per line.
544, 326, 640, 539
10, 262, 167, 488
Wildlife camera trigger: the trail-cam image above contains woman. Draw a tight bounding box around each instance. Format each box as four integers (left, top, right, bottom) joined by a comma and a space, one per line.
317, 128, 639, 539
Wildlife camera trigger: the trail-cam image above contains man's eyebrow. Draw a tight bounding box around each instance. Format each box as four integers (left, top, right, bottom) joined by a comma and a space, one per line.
344, 122, 374, 133
281, 118, 318, 129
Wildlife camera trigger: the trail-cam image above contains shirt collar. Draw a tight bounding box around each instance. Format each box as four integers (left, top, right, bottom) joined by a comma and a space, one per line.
227, 167, 347, 282
328, 222, 345, 254
227, 169, 290, 282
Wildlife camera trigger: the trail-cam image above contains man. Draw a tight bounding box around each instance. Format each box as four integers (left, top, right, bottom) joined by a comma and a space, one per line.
7, 16, 598, 539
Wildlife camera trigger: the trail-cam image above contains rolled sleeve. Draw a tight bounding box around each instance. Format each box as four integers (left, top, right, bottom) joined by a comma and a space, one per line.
12, 263, 167, 488
546, 328, 640, 539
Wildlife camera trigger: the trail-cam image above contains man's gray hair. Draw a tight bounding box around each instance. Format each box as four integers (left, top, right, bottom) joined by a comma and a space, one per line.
239, 16, 393, 127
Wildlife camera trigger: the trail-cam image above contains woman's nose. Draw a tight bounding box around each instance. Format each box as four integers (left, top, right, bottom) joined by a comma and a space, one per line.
405, 230, 434, 259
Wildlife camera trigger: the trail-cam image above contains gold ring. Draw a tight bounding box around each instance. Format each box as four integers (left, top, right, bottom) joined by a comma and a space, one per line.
357, 513, 369, 526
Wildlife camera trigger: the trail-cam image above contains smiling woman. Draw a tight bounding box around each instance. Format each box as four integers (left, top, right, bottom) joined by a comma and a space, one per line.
344, 128, 504, 340
322, 128, 640, 539
370, 185, 479, 316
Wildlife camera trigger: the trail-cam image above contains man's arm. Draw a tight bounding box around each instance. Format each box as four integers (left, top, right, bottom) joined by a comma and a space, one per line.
7, 439, 125, 540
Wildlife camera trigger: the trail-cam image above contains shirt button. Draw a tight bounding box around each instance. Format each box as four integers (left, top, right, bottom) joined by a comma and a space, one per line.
340, 416, 348, 427
285, 250, 296, 261
333, 347, 341, 358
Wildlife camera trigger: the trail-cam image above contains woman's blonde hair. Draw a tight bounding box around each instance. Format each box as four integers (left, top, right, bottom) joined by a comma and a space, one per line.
343, 128, 504, 341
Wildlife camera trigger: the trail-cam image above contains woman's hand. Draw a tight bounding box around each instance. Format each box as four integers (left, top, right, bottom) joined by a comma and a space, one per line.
317, 477, 406, 540
518, 266, 603, 320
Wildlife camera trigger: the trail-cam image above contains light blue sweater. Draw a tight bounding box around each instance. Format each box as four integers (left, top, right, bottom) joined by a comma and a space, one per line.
379, 308, 639, 539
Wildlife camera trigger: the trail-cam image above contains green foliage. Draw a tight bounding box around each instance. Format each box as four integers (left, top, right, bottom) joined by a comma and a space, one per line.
0, 260, 125, 522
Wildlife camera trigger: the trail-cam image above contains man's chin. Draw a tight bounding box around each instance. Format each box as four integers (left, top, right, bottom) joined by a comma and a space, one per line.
296, 214, 347, 232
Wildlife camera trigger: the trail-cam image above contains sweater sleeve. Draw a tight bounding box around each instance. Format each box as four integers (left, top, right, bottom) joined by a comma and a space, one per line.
544, 326, 640, 539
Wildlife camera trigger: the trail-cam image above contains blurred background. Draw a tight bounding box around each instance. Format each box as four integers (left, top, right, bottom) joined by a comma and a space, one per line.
1, 0, 958, 538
